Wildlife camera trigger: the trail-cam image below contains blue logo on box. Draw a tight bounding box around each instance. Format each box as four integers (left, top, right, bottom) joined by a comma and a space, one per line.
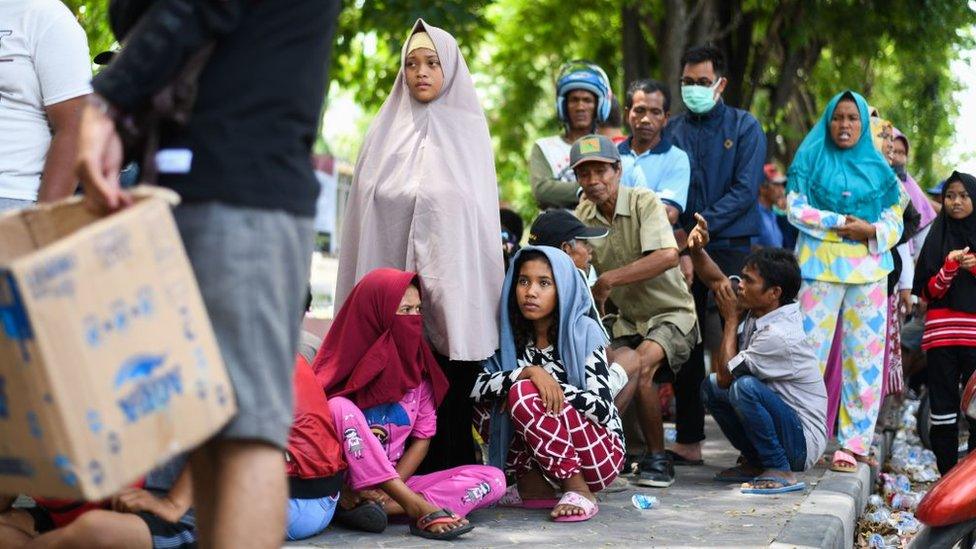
0, 457, 34, 478
114, 355, 183, 423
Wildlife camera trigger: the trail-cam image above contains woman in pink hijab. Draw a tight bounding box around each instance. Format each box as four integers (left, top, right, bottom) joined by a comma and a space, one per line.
335, 20, 504, 469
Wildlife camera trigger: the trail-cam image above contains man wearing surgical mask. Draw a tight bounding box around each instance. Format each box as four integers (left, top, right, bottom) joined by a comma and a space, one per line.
661, 45, 766, 466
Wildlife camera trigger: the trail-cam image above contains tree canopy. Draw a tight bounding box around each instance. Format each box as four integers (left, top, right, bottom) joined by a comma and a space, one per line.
66, 1, 976, 218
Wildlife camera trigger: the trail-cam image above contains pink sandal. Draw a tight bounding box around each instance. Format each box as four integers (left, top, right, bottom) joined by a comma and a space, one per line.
830, 450, 858, 473
551, 491, 598, 522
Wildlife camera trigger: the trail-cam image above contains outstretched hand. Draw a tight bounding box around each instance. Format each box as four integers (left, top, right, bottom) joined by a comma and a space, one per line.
687, 213, 710, 251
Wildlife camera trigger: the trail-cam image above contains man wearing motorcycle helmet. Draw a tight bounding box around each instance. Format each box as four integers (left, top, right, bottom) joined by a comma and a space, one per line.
529, 62, 613, 210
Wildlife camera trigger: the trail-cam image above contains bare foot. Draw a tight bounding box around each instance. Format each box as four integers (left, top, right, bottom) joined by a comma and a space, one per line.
668, 441, 702, 461
517, 467, 558, 500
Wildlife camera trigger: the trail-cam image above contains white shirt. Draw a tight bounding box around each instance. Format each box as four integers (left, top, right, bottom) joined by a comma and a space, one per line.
0, 0, 92, 201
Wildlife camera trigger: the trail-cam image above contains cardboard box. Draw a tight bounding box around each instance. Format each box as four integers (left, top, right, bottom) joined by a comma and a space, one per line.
0, 189, 235, 500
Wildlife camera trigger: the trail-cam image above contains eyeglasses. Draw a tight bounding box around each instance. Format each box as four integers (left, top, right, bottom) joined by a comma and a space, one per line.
680, 77, 714, 87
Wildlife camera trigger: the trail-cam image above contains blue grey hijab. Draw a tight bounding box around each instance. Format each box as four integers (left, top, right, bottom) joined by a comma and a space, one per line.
482, 246, 609, 469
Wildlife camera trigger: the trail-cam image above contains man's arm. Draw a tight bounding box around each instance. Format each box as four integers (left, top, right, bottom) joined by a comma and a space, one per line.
713, 284, 741, 389
698, 116, 766, 236
592, 248, 678, 314
37, 96, 88, 202
92, 0, 248, 112
529, 143, 579, 209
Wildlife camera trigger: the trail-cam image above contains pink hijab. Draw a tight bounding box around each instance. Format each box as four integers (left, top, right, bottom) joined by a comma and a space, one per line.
892, 128, 937, 229
335, 19, 503, 361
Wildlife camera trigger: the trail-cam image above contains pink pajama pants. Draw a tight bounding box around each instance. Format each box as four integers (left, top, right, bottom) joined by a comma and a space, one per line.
330, 396, 505, 516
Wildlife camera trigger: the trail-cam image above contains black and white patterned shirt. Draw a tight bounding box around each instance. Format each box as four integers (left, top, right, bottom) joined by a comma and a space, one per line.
472, 344, 623, 441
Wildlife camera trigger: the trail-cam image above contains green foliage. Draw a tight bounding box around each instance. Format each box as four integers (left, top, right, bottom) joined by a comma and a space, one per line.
63, 0, 976, 214
63, 0, 115, 60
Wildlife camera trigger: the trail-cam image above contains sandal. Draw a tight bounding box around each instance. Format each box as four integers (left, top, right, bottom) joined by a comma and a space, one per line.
829, 450, 858, 473
497, 485, 561, 509
334, 500, 388, 533
551, 491, 599, 522
741, 476, 806, 495
409, 508, 473, 540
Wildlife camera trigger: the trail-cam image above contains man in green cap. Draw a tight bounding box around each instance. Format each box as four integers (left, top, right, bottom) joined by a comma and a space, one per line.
572, 134, 699, 488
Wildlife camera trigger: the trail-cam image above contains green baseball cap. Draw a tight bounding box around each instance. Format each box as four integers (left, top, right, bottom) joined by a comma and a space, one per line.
569, 134, 620, 169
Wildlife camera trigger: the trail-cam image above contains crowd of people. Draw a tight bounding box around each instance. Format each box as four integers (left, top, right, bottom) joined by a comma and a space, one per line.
0, 2, 975, 547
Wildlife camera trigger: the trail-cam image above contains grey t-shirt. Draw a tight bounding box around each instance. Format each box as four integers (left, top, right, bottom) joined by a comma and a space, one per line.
727, 303, 828, 470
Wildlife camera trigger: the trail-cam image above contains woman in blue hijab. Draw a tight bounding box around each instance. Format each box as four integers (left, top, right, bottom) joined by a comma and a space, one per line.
786, 91, 905, 473
470, 246, 623, 522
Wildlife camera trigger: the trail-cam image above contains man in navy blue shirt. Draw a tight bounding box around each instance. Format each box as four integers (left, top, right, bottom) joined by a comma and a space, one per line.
662, 46, 766, 465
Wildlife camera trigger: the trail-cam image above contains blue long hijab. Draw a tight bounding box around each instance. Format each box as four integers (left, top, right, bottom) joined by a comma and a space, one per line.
482, 246, 608, 470
787, 91, 901, 223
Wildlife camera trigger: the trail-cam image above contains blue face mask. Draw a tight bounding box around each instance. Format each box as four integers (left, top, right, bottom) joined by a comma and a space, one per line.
681, 82, 719, 114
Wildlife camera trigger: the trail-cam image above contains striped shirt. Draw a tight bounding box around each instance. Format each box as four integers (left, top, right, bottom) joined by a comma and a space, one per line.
922, 258, 976, 350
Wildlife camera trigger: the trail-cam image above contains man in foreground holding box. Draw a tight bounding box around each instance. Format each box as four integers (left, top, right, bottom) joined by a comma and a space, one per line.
73, 1, 339, 546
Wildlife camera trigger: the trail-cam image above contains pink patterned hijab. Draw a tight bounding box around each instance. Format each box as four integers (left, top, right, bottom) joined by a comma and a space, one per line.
335, 19, 503, 361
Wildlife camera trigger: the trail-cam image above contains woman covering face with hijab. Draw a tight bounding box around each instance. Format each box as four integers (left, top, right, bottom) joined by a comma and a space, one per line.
786, 90, 906, 473
334, 20, 504, 469
312, 269, 504, 540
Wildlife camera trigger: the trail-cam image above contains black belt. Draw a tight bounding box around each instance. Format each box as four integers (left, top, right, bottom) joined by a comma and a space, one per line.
288, 473, 342, 499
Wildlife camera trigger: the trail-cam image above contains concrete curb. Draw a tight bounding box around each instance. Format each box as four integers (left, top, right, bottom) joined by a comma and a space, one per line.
770, 463, 872, 549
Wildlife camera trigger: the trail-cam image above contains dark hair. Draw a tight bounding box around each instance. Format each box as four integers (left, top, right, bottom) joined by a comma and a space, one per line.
500, 208, 524, 242
598, 96, 623, 128
680, 46, 726, 77
508, 250, 560, 355
304, 287, 313, 313
625, 79, 671, 112
743, 248, 801, 306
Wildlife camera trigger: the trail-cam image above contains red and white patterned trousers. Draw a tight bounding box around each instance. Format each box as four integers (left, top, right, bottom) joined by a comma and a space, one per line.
476, 379, 623, 492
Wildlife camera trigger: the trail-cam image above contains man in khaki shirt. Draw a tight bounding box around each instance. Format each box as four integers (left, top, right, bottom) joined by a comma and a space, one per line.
572, 134, 699, 489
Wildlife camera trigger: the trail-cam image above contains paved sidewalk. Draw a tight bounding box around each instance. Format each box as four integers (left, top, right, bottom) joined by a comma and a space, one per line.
285, 417, 830, 548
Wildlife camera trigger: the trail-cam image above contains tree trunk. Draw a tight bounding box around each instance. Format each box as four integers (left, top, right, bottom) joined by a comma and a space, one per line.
621, 2, 653, 92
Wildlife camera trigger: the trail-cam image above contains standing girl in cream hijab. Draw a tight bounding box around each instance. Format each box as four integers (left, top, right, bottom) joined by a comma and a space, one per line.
335, 20, 504, 469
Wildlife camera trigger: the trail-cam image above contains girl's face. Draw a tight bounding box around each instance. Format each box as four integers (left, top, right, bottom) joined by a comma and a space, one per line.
829, 99, 861, 150
944, 180, 974, 220
515, 258, 557, 322
405, 48, 444, 103
396, 285, 422, 315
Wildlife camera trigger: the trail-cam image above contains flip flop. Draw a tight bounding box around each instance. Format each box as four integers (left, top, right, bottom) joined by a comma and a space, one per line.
551, 491, 599, 522
741, 477, 806, 495
497, 485, 561, 509
334, 500, 388, 533
409, 508, 474, 540
713, 465, 759, 483
665, 449, 704, 466
829, 449, 858, 473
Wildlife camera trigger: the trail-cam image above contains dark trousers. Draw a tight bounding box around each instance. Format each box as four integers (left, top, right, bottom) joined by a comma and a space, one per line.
701, 374, 807, 471
927, 345, 976, 475
676, 244, 750, 444
416, 354, 481, 473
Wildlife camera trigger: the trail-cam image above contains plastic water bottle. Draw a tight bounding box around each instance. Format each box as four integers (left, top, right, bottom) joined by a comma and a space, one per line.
631, 494, 658, 510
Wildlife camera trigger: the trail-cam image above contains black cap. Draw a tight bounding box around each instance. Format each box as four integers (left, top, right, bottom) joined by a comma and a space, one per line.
528, 210, 608, 248
93, 51, 116, 65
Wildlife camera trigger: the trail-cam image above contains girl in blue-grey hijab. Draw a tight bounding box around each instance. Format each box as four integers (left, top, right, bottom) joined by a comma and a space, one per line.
786, 90, 905, 474
470, 246, 623, 523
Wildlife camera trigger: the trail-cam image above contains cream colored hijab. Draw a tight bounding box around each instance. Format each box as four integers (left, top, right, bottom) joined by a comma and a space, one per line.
335, 19, 502, 361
